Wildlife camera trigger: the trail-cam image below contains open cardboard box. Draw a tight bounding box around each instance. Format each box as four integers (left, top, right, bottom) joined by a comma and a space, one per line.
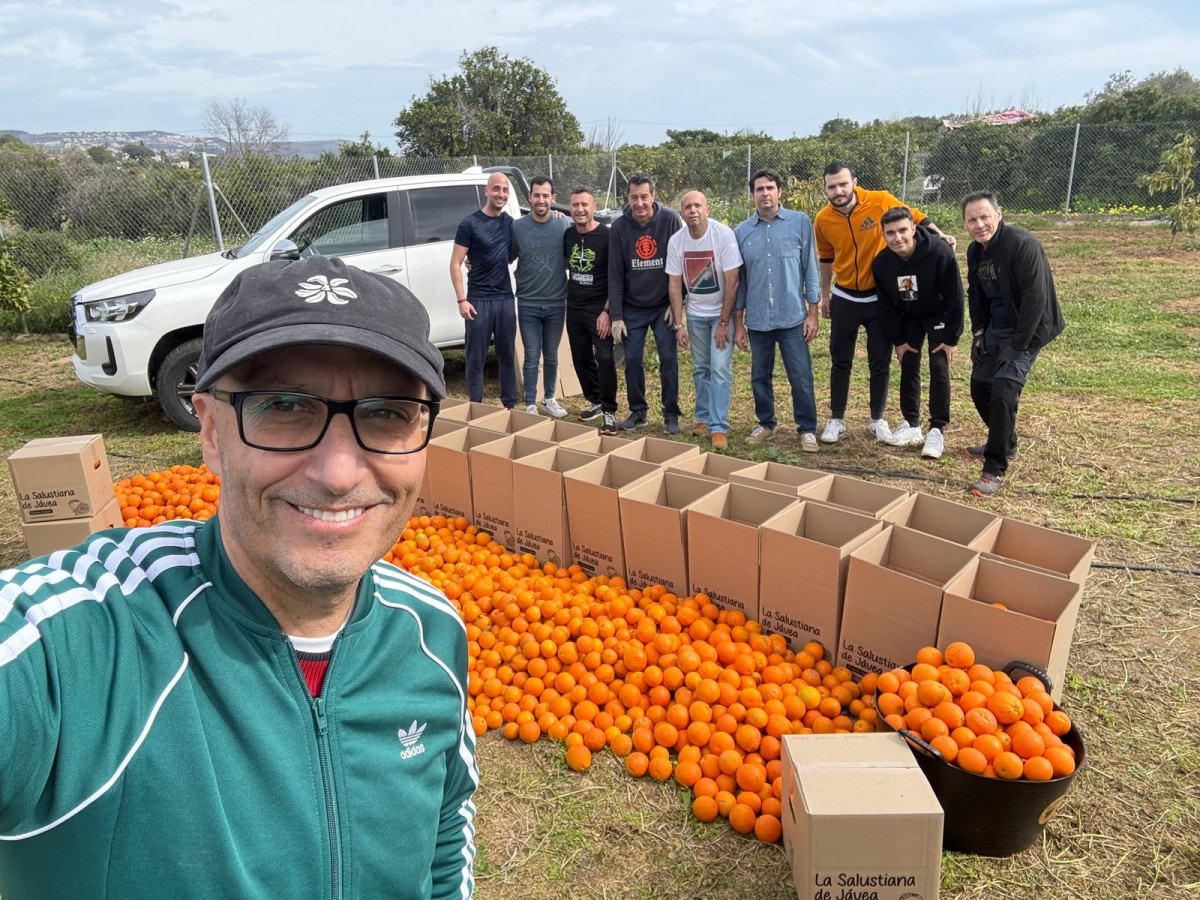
436, 400, 506, 423
413, 417, 467, 517
8, 434, 114, 523
796, 473, 911, 518
759, 501, 885, 655
838, 526, 979, 677
469, 435, 556, 550
512, 446, 601, 567
471, 407, 545, 435
782, 733, 942, 900
564, 433, 641, 456
879, 492, 1000, 547
684, 483, 799, 621
564, 454, 663, 579
425, 425, 506, 522
940, 556, 1083, 702
618, 470, 724, 595
515, 417, 599, 447
608, 435, 701, 467
668, 451, 759, 484
729, 460, 835, 497
971, 516, 1096, 584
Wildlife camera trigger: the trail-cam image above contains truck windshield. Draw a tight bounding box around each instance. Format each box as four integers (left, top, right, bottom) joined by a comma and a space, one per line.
233, 196, 316, 259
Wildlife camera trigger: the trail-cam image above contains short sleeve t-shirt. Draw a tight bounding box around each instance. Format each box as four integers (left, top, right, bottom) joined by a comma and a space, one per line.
454, 209, 514, 301
665, 219, 744, 317
512, 215, 571, 304
564, 224, 610, 310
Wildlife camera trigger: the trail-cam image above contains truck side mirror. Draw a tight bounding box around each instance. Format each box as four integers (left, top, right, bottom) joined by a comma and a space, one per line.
269, 239, 301, 261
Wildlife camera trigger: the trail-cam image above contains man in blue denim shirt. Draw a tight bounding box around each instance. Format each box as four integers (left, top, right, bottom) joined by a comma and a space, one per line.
733, 168, 822, 452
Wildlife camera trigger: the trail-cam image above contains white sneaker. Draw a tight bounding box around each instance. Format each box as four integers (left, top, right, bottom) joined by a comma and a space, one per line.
820, 419, 846, 444
542, 397, 568, 419
921, 428, 945, 459
868, 418, 893, 443
524, 404, 540, 415
888, 421, 924, 447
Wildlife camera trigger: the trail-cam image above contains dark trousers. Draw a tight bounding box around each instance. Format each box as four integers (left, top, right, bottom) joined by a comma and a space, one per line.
899, 335, 951, 430
464, 297, 518, 408
829, 296, 891, 420
970, 328, 1040, 476
566, 305, 618, 413
622, 303, 681, 420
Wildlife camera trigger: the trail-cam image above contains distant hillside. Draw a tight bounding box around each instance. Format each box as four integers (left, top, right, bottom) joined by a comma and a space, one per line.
0, 129, 343, 159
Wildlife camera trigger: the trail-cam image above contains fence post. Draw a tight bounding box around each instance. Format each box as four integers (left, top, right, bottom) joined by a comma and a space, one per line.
746, 145, 752, 201
1063, 122, 1081, 215
548, 153, 553, 181
372, 154, 381, 180
200, 152, 224, 252
901, 131, 911, 202
473, 154, 478, 168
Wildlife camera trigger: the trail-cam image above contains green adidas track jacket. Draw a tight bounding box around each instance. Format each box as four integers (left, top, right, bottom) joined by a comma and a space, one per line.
0, 517, 477, 899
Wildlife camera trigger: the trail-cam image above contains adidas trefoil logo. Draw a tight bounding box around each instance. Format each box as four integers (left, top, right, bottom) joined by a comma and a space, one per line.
296, 275, 357, 305
397, 720, 427, 760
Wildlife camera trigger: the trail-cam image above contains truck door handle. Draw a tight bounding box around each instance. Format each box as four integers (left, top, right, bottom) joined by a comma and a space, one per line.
369, 264, 403, 274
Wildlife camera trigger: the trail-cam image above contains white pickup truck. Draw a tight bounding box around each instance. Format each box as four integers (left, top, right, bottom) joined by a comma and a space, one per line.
69, 167, 529, 430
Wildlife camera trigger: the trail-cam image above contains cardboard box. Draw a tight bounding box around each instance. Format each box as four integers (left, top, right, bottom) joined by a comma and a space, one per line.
437, 400, 506, 423
8, 434, 114, 524
729, 460, 835, 497
940, 556, 1083, 702
413, 417, 467, 517
438, 397, 468, 417
618, 470, 724, 595
685, 483, 800, 621
469, 435, 556, 550
22, 496, 124, 557
783, 733, 942, 900
838, 526, 979, 677
564, 454, 663, 578
971, 517, 1096, 584
512, 447, 601, 567
668, 451, 760, 484
424, 425, 505, 522
797, 474, 911, 518
470, 408, 545, 435
880, 492, 1000, 547
608, 436, 701, 467
564, 433, 641, 456
759, 502, 886, 655
515, 417, 599, 448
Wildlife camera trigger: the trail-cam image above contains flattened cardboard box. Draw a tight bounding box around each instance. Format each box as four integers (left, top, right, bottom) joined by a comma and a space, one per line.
668, 451, 759, 484
729, 461, 834, 497
618, 470, 723, 596
608, 435, 700, 467
564, 454, 662, 579
759, 501, 885, 655
971, 516, 1095, 584
879, 492, 999, 547
796, 473, 911, 518
940, 556, 1083, 702
413, 417, 467, 517
437, 400, 506, 423
783, 733, 942, 900
512, 447, 600, 568
425, 425, 505, 523
469, 435, 556, 551
22, 497, 124, 558
515, 417, 599, 448
838, 526, 978, 678
8, 434, 114, 524
684, 483, 799, 622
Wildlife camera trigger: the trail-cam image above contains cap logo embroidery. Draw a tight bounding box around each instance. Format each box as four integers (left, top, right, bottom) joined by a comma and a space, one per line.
295, 275, 357, 305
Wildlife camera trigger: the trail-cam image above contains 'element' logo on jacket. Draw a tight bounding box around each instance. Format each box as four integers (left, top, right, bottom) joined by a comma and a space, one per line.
398, 720, 428, 759
634, 235, 658, 260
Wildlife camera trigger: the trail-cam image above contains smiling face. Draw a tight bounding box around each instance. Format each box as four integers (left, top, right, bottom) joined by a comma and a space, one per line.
529, 181, 554, 220
570, 190, 596, 228
963, 198, 1002, 246
882, 217, 916, 257
484, 173, 510, 213
628, 181, 655, 224
194, 344, 426, 630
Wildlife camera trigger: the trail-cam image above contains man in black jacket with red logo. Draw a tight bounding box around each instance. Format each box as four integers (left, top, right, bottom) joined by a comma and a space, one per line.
962, 191, 1065, 497
873, 206, 964, 460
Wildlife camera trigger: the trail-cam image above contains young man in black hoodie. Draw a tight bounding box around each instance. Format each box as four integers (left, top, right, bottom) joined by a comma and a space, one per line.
607, 173, 685, 432
962, 191, 1065, 497
873, 207, 964, 460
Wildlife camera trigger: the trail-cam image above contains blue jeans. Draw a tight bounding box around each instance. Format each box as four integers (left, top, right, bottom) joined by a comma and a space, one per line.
517, 301, 566, 405
622, 303, 681, 420
748, 325, 817, 432
687, 313, 734, 433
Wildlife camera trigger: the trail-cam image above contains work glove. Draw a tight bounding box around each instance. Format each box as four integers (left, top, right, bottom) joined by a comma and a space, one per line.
611, 320, 628, 344
663, 307, 674, 325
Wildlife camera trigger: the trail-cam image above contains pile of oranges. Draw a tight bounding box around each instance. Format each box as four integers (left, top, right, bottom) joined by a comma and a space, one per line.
113, 464, 220, 527
875, 642, 1076, 781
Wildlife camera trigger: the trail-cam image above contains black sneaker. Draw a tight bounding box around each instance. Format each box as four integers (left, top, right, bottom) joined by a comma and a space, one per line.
663, 417, 681, 435
600, 412, 618, 435
966, 444, 1018, 462
620, 413, 647, 431
578, 403, 603, 422
969, 472, 1005, 497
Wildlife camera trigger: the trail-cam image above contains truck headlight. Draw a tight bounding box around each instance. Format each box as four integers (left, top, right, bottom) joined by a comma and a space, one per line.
82, 290, 156, 323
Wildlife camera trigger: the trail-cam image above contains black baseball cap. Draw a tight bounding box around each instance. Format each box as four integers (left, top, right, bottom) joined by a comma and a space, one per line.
194, 256, 446, 399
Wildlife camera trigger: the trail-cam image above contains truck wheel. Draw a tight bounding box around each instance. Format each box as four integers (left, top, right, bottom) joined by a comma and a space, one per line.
158, 337, 204, 432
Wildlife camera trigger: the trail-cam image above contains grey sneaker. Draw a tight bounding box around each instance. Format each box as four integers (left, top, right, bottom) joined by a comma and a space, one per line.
542, 397, 568, 419
868, 418, 893, 443
620, 413, 647, 431
747, 425, 775, 444
578, 403, 603, 422
524, 404, 540, 415
921, 428, 944, 459
969, 472, 1005, 497
966, 444, 1018, 462
663, 417, 681, 435
799, 431, 819, 453
819, 419, 845, 444
600, 412, 618, 435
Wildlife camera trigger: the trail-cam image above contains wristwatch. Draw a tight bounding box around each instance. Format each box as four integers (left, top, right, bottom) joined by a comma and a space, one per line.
669, 322, 681, 332
718, 317, 730, 326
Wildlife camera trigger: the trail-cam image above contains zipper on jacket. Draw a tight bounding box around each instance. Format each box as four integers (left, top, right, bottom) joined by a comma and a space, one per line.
843, 213, 861, 290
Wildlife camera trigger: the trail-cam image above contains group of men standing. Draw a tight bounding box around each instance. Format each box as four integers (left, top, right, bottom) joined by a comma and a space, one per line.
452, 163, 1062, 497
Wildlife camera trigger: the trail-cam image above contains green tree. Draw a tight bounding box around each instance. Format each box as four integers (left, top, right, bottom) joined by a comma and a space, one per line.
1139, 132, 1199, 247
120, 142, 155, 162
86, 145, 117, 164
393, 46, 583, 156
820, 117, 858, 135
339, 131, 391, 158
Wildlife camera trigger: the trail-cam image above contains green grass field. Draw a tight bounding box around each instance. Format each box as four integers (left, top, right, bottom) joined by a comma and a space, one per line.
1, 220, 1198, 899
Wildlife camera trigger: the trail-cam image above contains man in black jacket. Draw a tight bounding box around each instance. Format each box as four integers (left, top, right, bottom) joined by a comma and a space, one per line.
873, 207, 964, 460
962, 192, 1065, 496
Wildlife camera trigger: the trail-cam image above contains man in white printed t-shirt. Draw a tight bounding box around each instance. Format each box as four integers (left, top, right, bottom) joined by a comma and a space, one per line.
667, 190, 744, 451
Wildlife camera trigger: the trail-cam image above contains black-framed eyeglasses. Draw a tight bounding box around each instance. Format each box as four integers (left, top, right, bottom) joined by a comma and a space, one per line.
210, 389, 439, 454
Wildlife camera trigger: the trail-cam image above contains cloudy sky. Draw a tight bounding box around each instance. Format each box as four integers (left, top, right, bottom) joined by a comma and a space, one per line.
2, 0, 1197, 147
